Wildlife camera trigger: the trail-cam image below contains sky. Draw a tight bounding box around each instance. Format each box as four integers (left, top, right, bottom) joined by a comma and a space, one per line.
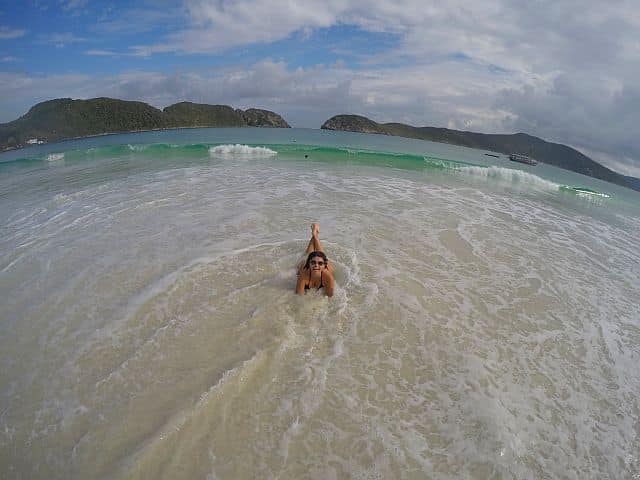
1, 0, 640, 177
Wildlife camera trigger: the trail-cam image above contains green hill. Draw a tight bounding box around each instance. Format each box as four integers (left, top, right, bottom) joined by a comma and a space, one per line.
322, 114, 639, 192
163, 102, 246, 128
0, 98, 290, 151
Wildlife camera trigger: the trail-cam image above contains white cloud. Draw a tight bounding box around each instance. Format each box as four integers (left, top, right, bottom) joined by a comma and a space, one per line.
0, 63, 344, 123
495, 75, 640, 161
0, 72, 93, 122
41, 32, 86, 48
0, 59, 521, 130
574, 146, 640, 179
84, 49, 118, 56
171, 0, 341, 53
60, 0, 88, 11
133, 0, 639, 75
0, 26, 26, 39
95, 6, 185, 35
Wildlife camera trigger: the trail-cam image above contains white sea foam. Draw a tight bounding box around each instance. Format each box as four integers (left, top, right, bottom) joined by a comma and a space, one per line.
574, 188, 611, 198
46, 153, 65, 162
458, 165, 560, 191
208, 144, 277, 157
127, 144, 148, 152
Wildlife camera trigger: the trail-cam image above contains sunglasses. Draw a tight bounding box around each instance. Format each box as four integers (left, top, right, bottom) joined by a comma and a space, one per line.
310, 260, 325, 266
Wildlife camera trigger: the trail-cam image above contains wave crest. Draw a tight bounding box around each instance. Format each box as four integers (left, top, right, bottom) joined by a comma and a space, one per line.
209, 144, 277, 158
458, 165, 560, 192
46, 153, 65, 162
127, 144, 148, 152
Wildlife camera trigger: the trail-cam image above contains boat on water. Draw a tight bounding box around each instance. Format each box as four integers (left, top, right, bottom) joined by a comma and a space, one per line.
509, 153, 537, 165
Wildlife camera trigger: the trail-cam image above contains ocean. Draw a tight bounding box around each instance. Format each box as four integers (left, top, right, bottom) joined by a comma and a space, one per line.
1, 128, 639, 479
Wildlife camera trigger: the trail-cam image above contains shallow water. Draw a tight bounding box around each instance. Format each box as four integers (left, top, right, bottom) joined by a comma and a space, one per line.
1, 129, 639, 479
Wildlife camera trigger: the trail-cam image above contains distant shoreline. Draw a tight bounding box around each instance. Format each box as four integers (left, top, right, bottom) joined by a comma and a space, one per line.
1, 124, 288, 154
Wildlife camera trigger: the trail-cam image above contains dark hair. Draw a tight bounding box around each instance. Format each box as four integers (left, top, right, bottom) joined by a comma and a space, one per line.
304, 251, 328, 269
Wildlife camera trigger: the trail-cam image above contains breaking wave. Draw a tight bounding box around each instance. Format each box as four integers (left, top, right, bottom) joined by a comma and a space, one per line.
457, 165, 561, 192
46, 153, 65, 162
208, 144, 277, 157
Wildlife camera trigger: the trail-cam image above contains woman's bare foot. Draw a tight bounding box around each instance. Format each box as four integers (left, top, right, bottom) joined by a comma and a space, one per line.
311, 223, 320, 237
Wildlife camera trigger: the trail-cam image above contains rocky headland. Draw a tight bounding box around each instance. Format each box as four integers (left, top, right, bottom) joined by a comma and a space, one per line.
0, 98, 290, 151
322, 114, 640, 192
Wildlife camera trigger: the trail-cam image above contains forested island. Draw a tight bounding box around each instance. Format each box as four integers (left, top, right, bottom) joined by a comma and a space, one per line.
0, 98, 290, 151
322, 114, 640, 192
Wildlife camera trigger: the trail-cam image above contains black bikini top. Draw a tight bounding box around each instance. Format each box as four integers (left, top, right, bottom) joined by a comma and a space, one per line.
304, 270, 323, 291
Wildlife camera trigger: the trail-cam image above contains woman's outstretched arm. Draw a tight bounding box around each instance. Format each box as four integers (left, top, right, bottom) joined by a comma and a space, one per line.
323, 270, 335, 297
295, 272, 307, 295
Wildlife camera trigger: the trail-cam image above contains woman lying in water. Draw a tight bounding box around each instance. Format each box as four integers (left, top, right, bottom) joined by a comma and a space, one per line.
296, 223, 335, 297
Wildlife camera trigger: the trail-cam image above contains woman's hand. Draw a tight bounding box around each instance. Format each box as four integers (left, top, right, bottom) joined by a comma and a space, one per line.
322, 268, 335, 297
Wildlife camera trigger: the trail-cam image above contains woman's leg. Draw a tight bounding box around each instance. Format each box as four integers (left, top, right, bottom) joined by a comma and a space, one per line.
309, 223, 334, 276
310, 223, 324, 252
303, 223, 324, 254
299, 223, 323, 274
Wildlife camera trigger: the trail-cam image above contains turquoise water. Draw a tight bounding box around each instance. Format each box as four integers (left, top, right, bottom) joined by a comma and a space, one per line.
3, 127, 638, 207
1, 128, 639, 479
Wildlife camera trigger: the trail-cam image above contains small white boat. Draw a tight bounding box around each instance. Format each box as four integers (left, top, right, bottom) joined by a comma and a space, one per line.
509, 153, 537, 165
